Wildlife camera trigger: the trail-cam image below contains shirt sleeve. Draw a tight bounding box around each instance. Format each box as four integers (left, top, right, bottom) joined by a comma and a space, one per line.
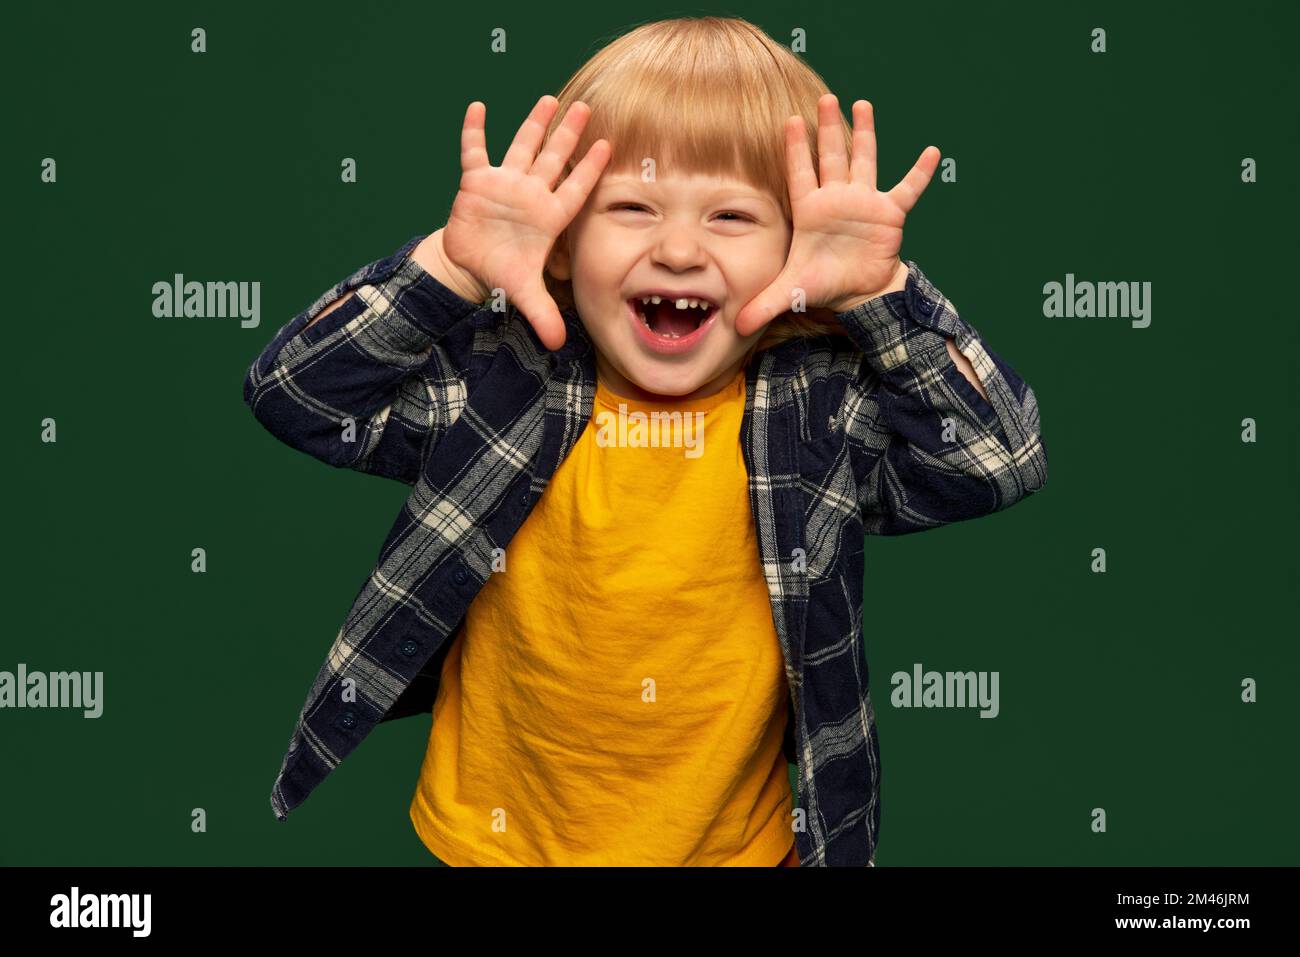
834, 260, 1048, 536
242, 233, 499, 486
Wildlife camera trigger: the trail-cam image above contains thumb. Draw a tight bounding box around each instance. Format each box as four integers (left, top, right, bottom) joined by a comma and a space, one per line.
734, 274, 795, 338
511, 279, 567, 351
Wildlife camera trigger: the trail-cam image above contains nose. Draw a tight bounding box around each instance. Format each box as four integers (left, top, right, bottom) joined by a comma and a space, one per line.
650, 226, 708, 272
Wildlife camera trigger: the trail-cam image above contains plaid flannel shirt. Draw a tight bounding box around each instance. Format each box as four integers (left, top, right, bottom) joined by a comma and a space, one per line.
242, 233, 1048, 866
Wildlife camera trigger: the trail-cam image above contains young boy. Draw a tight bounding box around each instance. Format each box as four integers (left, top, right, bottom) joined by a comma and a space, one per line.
242, 16, 1047, 867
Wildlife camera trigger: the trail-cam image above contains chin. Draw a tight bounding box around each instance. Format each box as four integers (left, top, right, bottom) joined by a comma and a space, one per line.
629, 362, 730, 399
624, 370, 699, 397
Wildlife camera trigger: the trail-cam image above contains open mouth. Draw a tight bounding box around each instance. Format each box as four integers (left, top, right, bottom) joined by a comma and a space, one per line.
628, 295, 717, 339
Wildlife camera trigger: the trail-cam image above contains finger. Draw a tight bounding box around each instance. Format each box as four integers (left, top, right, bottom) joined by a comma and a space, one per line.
817, 93, 849, 185
512, 280, 567, 350
502, 95, 560, 172
461, 101, 490, 172
733, 274, 793, 338
531, 100, 591, 190
848, 100, 877, 191
887, 145, 940, 214
784, 116, 818, 208
552, 138, 612, 222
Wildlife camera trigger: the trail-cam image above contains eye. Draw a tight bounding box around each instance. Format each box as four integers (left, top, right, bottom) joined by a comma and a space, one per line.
611, 203, 751, 222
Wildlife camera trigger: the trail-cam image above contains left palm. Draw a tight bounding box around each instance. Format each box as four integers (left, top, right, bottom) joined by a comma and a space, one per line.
734, 95, 940, 336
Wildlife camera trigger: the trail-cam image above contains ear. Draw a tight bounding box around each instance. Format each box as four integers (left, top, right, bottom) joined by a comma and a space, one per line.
547, 229, 572, 281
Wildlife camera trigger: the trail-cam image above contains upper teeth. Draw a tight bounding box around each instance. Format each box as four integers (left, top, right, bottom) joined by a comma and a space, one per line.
638, 295, 711, 310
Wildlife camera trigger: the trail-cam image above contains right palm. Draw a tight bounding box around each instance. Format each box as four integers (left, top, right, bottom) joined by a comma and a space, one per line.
442, 96, 611, 350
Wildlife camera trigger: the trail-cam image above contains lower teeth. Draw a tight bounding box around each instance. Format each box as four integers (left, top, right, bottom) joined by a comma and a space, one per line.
637, 306, 707, 339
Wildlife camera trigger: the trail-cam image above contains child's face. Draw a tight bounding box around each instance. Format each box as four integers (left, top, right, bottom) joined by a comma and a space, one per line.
550, 166, 791, 402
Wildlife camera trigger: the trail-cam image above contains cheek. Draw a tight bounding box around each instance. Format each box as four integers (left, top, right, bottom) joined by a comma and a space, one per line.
573, 242, 635, 295
736, 230, 788, 268
728, 253, 787, 298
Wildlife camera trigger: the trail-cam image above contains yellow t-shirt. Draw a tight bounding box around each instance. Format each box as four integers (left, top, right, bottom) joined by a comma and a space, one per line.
408, 366, 795, 865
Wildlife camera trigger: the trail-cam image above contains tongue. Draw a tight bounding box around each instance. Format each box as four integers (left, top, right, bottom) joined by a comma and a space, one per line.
649, 302, 700, 337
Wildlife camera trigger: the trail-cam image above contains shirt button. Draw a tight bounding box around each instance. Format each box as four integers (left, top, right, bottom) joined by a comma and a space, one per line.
453, 567, 467, 585
400, 639, 419, 657
519, 490, 529, 507
338, 710, 357, 730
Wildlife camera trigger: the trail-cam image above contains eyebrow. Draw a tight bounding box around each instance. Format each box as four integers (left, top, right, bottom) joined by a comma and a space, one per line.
597, 176, 778, 210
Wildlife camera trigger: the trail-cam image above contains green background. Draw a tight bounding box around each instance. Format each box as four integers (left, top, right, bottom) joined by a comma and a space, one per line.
6, 1, 1297, 865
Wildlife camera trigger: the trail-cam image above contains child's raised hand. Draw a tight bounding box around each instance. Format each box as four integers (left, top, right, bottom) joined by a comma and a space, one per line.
734, 95, 940, 337
442, 95, 612, 350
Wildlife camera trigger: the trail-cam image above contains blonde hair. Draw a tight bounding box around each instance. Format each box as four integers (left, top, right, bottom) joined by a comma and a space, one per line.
542, 16, 857, 359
